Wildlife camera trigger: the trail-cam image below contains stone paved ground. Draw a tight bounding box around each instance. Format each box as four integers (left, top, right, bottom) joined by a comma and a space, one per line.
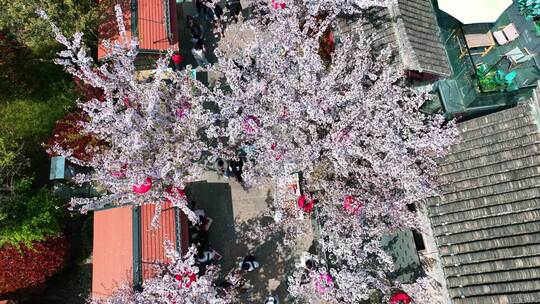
189, 171, 313, 303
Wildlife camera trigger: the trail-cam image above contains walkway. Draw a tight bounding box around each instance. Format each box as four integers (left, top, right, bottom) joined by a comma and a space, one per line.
189, 171, 313, 303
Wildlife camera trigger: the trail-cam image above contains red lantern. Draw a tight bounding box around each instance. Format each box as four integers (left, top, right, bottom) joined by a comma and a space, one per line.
132, 177, 152, 194
389, 292, 412, 304
298, 195, 315, 213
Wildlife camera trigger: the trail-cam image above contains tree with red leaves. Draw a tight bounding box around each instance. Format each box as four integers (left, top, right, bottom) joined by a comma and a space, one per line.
0, 236, 68, 299
43, 111, 105, 163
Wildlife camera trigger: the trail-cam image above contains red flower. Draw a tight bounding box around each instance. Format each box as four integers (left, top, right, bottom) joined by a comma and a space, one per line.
242, 115, 261, 134
174, 272, 197, 288
186, 272, 197, 287
270, 143, 283, 160
165, 186, 186, 204
0, 236, 68, 295
123, 97, 131, 108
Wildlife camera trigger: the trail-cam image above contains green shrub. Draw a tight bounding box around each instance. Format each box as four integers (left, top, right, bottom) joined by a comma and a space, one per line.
0, 96, 73, 146
0, 187, 64, 248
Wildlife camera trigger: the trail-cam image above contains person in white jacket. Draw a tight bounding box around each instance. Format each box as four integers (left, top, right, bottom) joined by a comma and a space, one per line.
264, 295, 279, 304
191, 39, 210, 68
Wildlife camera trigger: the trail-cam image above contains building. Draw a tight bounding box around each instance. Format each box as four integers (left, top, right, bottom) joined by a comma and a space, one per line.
426, 84, 540, 303
363, 0, 452, 79
432, 0, 540, 118
98, 0, 179, 67
92, 202, 189, 298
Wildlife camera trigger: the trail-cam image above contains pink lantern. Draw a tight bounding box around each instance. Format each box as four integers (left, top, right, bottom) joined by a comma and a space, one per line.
242, 115, 261, 134
315, 273, 332, 294
389, 292, 412, 304
110, 163, 128, 178
176, 103, 192, 119
343, 195, 363, 215
172, 53, 183, 65
272, 0, 286, 9
132, 177, 152, 194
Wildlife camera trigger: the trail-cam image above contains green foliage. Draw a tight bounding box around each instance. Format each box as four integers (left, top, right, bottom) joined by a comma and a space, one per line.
0, 187, 64, 248
518, 0, 540, 21
478, 69, 518, 93
0, 138, 29, 193
0, 0, 100, 51
0, 32, 76, 101
0, 0, 105, 101
0, 0, 99, 252
0, 96, 74, 146
478, 71, 501, 92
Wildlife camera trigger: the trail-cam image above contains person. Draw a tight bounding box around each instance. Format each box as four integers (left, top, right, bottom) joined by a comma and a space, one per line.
239, 254, 260, 272
171, 52, 183, 71
187, 15, 204, 44
191, 40, 210, 68
305, 259, 317, 271
213, 3, 224, 20
226, 0, 243, 23
194, 209, 211, 231
197, 248, 216, 265
264, 295, 279, 304
208, 3, 225, 38
228, 158, 243, 183
194, 0, 207, 17
216, 158, 227, 176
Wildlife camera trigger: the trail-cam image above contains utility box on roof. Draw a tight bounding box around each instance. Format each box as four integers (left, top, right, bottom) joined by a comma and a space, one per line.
49, 156, 75, 180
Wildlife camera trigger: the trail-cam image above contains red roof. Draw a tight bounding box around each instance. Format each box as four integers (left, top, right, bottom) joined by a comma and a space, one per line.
92, 202, 189, 299
98, 0, 179, 59
140, 202, 176, 279
92, 206, 133, 298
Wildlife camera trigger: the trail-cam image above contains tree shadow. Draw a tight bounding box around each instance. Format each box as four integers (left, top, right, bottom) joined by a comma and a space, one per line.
233, 191, 308, 303
186, 181, 245, 274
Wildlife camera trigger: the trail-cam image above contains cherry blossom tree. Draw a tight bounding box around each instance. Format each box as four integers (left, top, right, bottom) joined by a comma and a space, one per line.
205, 0, 458, 302
38, 7, 217, 222
93, 244, 226, 304
41, 0, 457, 302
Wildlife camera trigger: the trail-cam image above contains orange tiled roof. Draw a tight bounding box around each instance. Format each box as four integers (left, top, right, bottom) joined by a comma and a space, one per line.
92, 201, 189, 299
98, 0, 179, 59
92, 206, 133, 298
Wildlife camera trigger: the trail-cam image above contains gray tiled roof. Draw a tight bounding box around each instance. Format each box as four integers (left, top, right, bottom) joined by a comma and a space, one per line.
427, 89, 540, 303
360, 0, 451, 76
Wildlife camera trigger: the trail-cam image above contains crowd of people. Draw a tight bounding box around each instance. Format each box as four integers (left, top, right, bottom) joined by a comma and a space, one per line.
181, 0, 244, 69
187, 200, 278, 301
215, 157, 244, 183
